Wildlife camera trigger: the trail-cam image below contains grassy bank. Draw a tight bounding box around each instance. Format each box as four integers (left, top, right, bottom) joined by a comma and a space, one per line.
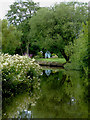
36, 58, 66, 64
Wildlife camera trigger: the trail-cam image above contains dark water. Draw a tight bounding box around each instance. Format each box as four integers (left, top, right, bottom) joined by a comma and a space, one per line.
2, 67, 88, 118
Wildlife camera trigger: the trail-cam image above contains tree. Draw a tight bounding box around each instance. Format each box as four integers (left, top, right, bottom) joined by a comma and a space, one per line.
6, 0, 40, 55
29, 2, 88, 61
16, 19, 31, 55
65, 21, 88, 73
6, 0, 39, 26
2, 19, 22, 55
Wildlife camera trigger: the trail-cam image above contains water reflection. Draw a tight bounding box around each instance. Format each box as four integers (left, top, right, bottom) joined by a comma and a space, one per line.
30, 69, 88, 118
18, 110, 31, 119
2, 68, 88, 118
45, 70, 51, 76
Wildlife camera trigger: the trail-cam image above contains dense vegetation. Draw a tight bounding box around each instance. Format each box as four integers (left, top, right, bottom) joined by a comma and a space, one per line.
65, 22, 88, 73
1, 19, 22, 54
29, 2, 88, 61
1, 0, 88, 71
1, 53, 41, 96
0, 0, 88, 95
0, 1, 89, 119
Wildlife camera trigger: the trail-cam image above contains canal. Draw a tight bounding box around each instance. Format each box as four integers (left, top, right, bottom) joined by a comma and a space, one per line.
2, 66, 88, 118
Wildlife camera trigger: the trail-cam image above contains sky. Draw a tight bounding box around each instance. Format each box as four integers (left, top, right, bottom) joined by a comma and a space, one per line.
0, 0, 89, 20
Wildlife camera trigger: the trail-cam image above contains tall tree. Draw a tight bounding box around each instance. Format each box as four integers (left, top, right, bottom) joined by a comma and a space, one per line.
29, 2, 88, 61
6, 0, 40, 55
6, 0, 39, 26
2, 19, 22, 55
65, 21, 88, 72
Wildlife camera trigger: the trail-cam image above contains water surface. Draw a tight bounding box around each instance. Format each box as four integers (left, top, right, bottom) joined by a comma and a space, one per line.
2, 67, 88, 118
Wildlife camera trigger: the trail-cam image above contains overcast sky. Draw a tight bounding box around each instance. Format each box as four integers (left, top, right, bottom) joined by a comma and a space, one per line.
0, 0, 89, 19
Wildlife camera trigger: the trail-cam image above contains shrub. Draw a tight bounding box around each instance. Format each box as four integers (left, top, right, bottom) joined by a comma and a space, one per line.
34, 51, 43, 59
52, 53, 58, 58
0, 53, 42, 96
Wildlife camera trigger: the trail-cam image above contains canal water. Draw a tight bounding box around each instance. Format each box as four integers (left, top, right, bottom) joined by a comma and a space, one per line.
2, 67, 88, 118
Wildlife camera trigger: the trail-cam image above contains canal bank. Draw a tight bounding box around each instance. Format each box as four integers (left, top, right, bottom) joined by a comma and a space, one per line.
36, 61, 66, 67
35, 58, 66, 67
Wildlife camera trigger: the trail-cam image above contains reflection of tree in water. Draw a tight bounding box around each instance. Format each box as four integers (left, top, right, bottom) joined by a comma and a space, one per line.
2, 76, 41, 118
31, 70, 88, 118
2, 69, 88, 118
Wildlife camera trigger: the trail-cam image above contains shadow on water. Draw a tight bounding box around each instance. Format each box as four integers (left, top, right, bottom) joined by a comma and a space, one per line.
2, 66, 88, 118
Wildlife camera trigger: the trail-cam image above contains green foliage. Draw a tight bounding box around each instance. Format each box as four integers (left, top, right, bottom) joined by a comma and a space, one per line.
6, 0, 39, 26
65, 42, 74, 58
52, 53, 58, 58
16, 19, 31, 54
29, 44, 40, 55
1, 53, 41, 96
34, 51, 43, 59
5, 0, 40, 55
52, 53, 56, 56
4, 1, 88, 62
2, 19, 22, 55
29, 2, 88, 60
65, 22, 88, 73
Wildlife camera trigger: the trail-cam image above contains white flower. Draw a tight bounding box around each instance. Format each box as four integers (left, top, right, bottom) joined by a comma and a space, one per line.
3, 62, 8, 66
32, 58, 35, 61
4, 79, 6, 81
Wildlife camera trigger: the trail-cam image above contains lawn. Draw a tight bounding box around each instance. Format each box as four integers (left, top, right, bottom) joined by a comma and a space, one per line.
36, 58, 66, 64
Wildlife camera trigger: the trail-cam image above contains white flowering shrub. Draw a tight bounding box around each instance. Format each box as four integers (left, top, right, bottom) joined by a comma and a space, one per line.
1, 53, 42, 96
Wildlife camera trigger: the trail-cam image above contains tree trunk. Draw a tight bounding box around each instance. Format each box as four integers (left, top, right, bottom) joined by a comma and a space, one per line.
26, 42, 29, 55
60, 49, 69, 62
21, 47, 23, 55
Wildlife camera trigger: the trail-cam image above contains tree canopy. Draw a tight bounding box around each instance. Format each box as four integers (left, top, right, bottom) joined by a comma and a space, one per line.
65, 21, 88, 72
6, 0, 40, 26
29, 2, 88, 61
5, 0, 40, 55
4, 1, 88, 62
2, 19, 22, 55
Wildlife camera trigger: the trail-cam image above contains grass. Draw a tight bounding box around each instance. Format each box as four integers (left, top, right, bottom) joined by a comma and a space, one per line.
36, 58, 66, 64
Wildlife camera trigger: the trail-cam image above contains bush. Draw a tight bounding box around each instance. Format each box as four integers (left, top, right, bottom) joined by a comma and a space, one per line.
34, 51, 43, 59
0, 53, 42, 96
52, 53, 58, 58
